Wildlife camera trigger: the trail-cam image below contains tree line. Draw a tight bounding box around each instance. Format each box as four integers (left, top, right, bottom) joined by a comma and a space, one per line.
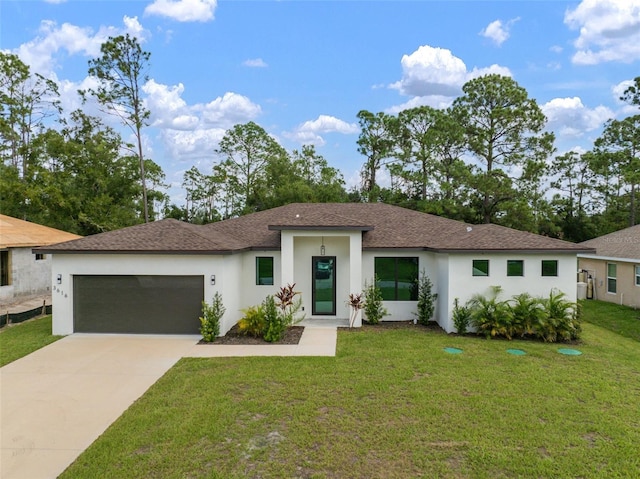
1, 36, 638, 241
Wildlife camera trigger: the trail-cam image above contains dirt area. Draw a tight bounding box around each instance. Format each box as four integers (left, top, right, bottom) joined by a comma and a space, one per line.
1, 295, 51, 314
201, 324, 305, 345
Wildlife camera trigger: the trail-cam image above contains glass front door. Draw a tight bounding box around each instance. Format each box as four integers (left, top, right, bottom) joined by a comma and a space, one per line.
312, 256, 336, 315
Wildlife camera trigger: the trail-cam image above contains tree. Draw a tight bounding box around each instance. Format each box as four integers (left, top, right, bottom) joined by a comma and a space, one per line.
594, 115, 640, 226
215, 121, 288, 216
0, 52, 60, 179
356, 110, 397, 201
452, 74, 554, 224
620, 76, 640, 108
81, 34, 152, 223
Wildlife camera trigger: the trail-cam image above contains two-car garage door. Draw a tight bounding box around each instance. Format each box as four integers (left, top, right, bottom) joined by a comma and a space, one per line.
73, 275, 204, 334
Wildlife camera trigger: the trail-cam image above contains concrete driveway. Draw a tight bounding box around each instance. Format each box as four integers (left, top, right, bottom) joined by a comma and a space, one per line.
0, 334, 200, 479
0, 328, 337, 479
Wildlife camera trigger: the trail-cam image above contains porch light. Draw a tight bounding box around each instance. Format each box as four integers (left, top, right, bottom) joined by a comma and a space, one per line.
210, 275, 216, 285
320, 237, 325, 256
56, 274, 62, 284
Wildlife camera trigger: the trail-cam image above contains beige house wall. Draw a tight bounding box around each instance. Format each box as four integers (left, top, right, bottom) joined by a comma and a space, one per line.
578, 258, 640, 309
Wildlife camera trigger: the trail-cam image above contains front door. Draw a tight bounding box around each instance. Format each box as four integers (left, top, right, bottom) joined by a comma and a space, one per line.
312, 256, 336, 315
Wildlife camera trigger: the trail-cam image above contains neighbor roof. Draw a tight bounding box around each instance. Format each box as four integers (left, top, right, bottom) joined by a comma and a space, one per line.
0, 214, 81, 248
579, 224, 640, 260
38, 203, 594, 254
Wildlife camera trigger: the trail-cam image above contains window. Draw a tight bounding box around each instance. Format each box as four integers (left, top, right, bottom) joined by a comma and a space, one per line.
541, 260, 558, 277
607, 263, 617, 294
472, 259, 489, 276
507, 260, 524, 277
255, 257, 274, 285
374, 257, 418, 301
636, 265, 640, 287
35, 253, 46, 261
0, 250, 9, 286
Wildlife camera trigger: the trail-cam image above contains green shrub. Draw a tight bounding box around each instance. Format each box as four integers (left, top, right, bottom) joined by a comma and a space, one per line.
363, 276, 388, 325
263, 295, 286, 343
508, 292, 543, 338
452, 298, 471, 335
467, 286, 512, 339
415, 272, 438, 325
238, 305, 266, 337
199, 292, 225, 342
537, 289, 582, 342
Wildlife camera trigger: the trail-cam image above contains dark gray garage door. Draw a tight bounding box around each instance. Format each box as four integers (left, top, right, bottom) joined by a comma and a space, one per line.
73, 275, 204, 334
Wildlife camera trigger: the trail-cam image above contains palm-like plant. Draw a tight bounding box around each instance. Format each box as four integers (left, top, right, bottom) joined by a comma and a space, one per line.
508, 293, 544, 338
467, 286, 511, 339
538, 289, 581, 342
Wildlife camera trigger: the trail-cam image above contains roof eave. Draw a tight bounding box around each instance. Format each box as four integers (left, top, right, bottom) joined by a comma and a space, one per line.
268, 225, 374, 231
32, 248, 250, 255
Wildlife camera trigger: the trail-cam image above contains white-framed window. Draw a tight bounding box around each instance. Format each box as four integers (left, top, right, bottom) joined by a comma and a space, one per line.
635, 265, 640, 287
607, 263, 617, 294
35, 253, 46, 261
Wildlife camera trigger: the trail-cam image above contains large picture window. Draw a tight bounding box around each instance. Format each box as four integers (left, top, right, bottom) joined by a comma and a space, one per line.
0, 250, 10, 286
256, 257, 274, 285
607, 263, 617, 294
374, 257, 418, 301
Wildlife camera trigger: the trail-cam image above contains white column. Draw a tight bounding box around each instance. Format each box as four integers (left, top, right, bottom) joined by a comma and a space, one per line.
280, 231, 295, 286
349, 232, 363, 327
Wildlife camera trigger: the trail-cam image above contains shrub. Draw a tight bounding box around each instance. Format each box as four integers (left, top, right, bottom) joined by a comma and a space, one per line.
238, 305, 266, 338
199, 292, 225, 342
263, 295, 285, 343
415, 272, 438, 326
467, 286, 512, 339
452, 298, 471, 335
508, 292, 544, 338
538, 289, 582, 342
363, 276, 388, 325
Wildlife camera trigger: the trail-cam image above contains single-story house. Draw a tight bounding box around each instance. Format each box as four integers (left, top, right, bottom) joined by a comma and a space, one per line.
1, 214, 81, 307
37, 203, 593, 336
578, 224, 640, 308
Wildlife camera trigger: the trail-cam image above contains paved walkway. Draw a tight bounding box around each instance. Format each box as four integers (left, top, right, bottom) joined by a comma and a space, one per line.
0, 327, 338, 479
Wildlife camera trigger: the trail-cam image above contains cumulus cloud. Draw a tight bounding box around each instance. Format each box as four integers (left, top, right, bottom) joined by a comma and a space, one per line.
243, 58, 268, 68
542, 97, 613, 138
144, 0, 217, 22
385, 95, 454, 115
390, 45, 512, 98
480, 18, 520, 46
13, 16, 147, 77
284, 115, 359, 146
565, 0, 640, 64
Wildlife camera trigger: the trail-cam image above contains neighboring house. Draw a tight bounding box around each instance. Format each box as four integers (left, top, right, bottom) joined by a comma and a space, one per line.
578, 224, 640, 308
38, 203, 593, 336
0, 215, 81, 307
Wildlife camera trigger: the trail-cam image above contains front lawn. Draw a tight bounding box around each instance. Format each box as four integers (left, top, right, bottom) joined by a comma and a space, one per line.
61, 318, 640, 478
0, 315, 62, 367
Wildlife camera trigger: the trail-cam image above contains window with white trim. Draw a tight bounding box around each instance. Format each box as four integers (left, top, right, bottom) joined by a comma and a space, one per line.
607, 263, 617, 294
635, 265, 640, 287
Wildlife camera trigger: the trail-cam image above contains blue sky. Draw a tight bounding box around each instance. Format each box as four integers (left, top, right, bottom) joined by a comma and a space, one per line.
2, 0, 639, 205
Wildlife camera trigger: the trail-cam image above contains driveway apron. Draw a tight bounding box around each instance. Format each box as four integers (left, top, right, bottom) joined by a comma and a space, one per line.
0, 334, 199, 479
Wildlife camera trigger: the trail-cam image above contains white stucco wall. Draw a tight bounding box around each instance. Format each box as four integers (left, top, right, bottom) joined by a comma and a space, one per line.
441, 253, 579, 333
51, 254, 228, 335
0, 248, 52, 305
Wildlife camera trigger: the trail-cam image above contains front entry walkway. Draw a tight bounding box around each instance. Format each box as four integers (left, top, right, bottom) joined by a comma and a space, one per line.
0, 326, 337, 479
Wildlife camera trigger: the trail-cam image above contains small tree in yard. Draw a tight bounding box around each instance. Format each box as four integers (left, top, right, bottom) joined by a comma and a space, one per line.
200, 292, 225, 342
347, 292, 364, 329
363, 277, 388, 324
415, 272, 438, 325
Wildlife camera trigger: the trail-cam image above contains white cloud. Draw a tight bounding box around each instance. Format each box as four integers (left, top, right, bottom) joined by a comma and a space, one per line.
389, 45, 512, 97
480, 18, 520, 46
386, 95, 454, 115
144, 0, 217, 22
243, 58, 268, 68
13, 16, 147, 77
565, 0, 640, 64
162, 128, 226, 161
284, 115, 359, 146
550, 45, 563, 54
542, 97, 613, 138
200, 92, 262, 127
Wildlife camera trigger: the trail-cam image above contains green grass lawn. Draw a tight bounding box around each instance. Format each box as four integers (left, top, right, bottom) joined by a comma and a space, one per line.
0, 315, 62, 367
61, 303, 640, 479
580, 299, 640, 342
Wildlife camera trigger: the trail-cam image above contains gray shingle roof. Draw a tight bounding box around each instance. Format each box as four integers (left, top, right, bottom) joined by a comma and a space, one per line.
39, 203, 594, 254
579, 224, 640, 260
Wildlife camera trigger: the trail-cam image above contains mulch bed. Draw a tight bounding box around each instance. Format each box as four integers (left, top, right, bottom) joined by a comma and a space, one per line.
199, 324, 305, 345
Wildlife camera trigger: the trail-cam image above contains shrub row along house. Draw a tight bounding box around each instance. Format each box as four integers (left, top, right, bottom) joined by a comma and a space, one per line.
37, 203, 593, 336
